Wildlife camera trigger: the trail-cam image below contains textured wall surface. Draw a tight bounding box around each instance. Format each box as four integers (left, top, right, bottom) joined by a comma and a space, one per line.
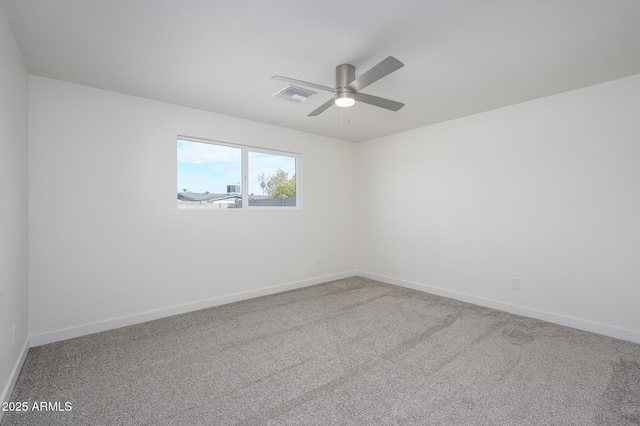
0, 0, 29, 409
356, 74, 640, 341
28, 76, 356, 339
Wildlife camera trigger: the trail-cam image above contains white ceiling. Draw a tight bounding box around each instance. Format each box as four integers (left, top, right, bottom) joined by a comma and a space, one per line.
3, 0, 640, 142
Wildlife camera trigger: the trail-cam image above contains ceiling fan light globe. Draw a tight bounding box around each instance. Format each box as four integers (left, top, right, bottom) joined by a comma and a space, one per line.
335, 92, 355, 108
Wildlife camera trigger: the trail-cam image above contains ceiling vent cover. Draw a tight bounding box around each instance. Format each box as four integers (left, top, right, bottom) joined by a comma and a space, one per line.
273, 85, 316, 103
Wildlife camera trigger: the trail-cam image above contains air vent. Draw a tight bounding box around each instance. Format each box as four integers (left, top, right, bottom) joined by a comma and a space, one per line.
273, 85, 316, 103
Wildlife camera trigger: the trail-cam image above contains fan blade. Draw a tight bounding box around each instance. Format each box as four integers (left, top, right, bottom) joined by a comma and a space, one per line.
308, 98, 335, 116
354, 92, 404, 112
347, 56, 404, 92
272, 75, 335, 93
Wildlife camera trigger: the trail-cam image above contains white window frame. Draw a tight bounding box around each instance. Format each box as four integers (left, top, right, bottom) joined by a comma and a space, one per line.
177, 135, 302, 210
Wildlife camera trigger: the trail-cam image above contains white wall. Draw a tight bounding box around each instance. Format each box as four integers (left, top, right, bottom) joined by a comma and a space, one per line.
0, 1, 29, 408
356, 74, 640, 342
28, 76, 355, 343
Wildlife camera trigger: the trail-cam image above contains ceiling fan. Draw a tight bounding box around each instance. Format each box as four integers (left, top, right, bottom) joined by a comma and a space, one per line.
272, 56, 405, 117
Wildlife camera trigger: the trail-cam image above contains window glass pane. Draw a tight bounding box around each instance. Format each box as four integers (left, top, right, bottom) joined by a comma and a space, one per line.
248, 151, 296, 207
177, 140, 242, 209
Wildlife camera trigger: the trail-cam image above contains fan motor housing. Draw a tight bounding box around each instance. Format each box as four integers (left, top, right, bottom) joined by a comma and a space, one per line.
336, 64, 355, 89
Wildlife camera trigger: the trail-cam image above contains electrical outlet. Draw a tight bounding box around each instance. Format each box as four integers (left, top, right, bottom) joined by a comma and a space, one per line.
12, 324, 16, 346
511, 278, 520, 290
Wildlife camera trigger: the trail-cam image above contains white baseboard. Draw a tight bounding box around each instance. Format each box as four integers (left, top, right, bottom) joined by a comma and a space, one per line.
0, 337, 30, 424
358, 270, 640, 344
30, 271, 357, 347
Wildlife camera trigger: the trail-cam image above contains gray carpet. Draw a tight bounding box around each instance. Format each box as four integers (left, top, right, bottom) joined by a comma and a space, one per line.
2, 277, 640, 425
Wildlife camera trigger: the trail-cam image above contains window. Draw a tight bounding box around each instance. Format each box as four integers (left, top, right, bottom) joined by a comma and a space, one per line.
177, 137, 299, 209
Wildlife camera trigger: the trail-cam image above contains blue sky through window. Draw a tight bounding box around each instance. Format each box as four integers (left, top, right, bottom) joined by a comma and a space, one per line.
177, 140, 296, 196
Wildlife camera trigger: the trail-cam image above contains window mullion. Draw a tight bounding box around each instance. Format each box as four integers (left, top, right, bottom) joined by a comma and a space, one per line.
242, 148, 248, 209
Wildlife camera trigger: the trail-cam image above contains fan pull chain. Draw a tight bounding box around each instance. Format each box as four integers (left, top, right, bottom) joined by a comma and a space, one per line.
340, 107, 351, 127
